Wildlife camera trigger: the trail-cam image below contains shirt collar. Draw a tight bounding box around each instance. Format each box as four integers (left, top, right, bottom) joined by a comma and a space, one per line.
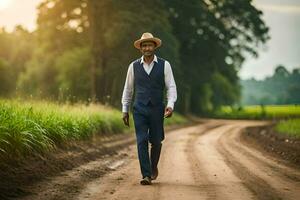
140, 55, 158, 64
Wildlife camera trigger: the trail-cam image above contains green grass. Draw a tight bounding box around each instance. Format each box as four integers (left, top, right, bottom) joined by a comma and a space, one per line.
212, 105, 300, 119
0, 100, 123, 158
275, 118, 300, 138
0, 99, 187, 159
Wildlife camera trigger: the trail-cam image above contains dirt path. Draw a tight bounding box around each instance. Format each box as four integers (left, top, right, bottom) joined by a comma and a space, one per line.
20, 120, 300, 200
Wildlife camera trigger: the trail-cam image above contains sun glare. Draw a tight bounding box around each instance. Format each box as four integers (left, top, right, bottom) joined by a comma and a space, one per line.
0, 0, 12, 11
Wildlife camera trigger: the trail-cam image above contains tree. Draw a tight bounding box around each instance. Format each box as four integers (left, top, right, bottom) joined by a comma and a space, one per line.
162, 0, 269, 113
1, 0, 270, 115
0, 59, 13, 96
241, 66, 300, 105
274, 65, 289, 78
55, 47, 91, 101
17, 45, 58, 99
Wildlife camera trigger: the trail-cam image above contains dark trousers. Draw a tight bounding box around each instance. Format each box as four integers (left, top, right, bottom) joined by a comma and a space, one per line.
133, 101, 165, 178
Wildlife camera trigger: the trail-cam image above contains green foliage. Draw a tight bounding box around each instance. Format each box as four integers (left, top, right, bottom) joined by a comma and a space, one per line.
86, 0, 180, 103
162, 0, 269, 113
0, 99, 187, 159
213, 105, 300, 119
0, 26, 35, 96
241, 65, 300, 105
275, 118, 300, 138
210, 72, 239, 109
0, 0, 269, 115
8, 26, 35, 79
0, 100, 123, 159
55, 47, 92, 101
0, 59, 13, 96
17, 46, 58, 99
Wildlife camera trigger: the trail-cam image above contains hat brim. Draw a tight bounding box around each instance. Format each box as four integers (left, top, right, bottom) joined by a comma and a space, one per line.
134, 38, 162, 49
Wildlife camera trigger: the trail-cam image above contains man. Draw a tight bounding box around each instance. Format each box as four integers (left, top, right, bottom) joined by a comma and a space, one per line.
121, 32, 177, 185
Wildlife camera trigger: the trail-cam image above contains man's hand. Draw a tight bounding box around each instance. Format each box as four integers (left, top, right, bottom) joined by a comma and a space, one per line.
122, 112, 130, 127
164, 107, 173, 118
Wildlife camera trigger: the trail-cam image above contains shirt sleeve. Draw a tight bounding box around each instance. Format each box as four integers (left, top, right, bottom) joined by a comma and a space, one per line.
121, 63, 134, 113
164, 61, 177, 110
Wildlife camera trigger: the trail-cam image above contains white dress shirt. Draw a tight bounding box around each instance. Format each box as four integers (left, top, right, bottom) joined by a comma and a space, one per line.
121, 55, 177, 113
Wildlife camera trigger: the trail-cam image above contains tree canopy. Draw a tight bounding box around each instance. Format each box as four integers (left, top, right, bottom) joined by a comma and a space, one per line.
0, 0, 269, 114
241, 65, 300, 105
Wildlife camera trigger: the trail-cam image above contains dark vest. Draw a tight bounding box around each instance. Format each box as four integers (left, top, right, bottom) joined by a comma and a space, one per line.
133, 57, 165, 106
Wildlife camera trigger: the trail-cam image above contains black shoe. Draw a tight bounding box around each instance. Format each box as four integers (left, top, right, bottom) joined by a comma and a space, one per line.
151, 168, 158, 180
140, 177, 152, 185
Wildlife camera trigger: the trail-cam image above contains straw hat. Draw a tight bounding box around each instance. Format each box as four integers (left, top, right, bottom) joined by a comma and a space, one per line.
134, 32, 162, 49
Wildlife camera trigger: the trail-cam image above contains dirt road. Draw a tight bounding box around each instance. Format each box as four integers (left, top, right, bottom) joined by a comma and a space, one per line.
21, 120, 300, 200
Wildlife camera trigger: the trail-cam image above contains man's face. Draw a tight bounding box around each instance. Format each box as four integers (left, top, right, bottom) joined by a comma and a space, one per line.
140, 41, 156, 56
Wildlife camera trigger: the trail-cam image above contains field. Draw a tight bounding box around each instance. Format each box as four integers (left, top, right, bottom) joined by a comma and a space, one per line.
212, 105, 300, 119
0, 100, 187, 159
275, 118, 300, 138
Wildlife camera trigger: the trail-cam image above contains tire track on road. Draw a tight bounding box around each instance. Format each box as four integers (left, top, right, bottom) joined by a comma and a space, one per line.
193, 125, 256, 200
217, 125, 300, 200
186, 126, 219, 200
229, 126, 300, 182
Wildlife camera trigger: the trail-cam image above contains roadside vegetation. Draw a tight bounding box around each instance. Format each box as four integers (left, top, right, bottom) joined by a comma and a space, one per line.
275, 118, 300, 138
213, 105, 300, 138
212, 105, 300, 119
0, 99, 187, 160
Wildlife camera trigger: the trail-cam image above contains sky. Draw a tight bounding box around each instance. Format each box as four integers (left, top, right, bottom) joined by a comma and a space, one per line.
0, 0, 41, 31
240, 0, 300, 80
0, 0, 299, 80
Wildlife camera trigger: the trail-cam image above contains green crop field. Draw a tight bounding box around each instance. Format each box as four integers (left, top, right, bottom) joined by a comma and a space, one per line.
0, 100, 187, 159
212, 105, 300, 119
275, 118, 300, 138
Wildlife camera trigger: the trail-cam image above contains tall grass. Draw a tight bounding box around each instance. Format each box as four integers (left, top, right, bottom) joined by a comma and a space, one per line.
275, 118, 300, 138
0, 100, 124, 158
0, 100, 187, 159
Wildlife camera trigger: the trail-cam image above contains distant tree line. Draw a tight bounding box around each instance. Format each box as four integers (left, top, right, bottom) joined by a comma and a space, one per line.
241, 65, 300, 105
0, 0, 269, 114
